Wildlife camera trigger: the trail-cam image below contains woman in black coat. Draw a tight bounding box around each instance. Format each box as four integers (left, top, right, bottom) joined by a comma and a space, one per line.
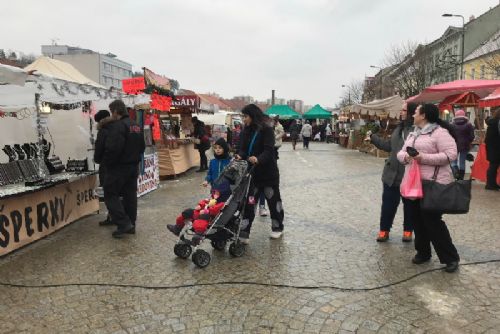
485, 107, 500, 190
236, 104, 284, 242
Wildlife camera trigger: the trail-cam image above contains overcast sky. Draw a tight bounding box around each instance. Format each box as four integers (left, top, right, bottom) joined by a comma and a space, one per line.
2, 0, 498, 107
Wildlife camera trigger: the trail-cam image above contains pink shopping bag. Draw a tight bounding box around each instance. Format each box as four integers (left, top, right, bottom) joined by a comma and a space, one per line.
400, 160, 423, 199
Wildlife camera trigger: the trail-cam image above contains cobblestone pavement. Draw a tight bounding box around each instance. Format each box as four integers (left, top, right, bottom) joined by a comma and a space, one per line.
1, 143, 499, 334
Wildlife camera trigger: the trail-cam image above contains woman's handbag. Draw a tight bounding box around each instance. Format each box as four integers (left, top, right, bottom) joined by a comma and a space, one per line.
400, 160, 423, 200
421, 160, 472, 214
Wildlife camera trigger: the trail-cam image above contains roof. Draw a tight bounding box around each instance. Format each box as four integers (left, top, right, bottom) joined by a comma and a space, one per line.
464, 28, 500, 62
265, 105, 300, 119
303, 104, 332, 119
24, 56, 104, 88
0, 63, 28, 85
198, 94, 232, 110
0, 59, 23, 68
408, 79, 500, 103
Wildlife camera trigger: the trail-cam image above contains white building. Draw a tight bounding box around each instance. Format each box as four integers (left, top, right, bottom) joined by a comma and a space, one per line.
41, 45, 133, 89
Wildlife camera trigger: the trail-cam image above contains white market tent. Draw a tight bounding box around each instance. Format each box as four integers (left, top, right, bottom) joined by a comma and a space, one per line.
0, 60, 133, 164
351, 95, 404, 119
25, 57, 104, 88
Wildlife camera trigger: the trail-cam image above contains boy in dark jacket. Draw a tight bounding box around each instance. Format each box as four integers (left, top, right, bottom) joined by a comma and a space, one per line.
93, 110, 114, 226
203, 137, 232, 201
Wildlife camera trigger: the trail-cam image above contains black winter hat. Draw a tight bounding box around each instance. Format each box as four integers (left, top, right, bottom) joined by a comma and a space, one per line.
94, 110, 110, 123
214, 137, 230, 159
182, 209, 195, 219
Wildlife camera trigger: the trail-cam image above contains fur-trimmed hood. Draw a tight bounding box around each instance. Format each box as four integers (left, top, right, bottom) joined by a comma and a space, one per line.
97, 117, 115, 130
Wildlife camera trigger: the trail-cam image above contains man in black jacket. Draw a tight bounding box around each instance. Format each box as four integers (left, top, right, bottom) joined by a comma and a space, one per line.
93, 109, 115, 226
103, 100, 146, 238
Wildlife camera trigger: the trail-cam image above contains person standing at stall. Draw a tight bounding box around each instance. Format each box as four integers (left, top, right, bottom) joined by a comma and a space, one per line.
93, 109, 114, 226
103, 100, 146, 238
192, 116, 210, 172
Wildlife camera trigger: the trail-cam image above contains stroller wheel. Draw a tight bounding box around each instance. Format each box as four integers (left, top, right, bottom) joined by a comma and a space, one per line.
211, 239, 227, 251
192, 249, 211, 268
174, 243, 192, 259
229, 241, 245, 257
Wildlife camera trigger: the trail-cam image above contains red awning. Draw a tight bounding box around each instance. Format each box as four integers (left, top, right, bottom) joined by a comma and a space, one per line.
410, 79, 500, 103
438, 91, 480, 111
478, 87, 500, 108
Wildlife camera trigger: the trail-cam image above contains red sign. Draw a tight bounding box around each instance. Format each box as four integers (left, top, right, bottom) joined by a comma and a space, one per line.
150, 93, 172, 111
122, 77, 146, 95
172, 95, 198, 108
153, 114, 161, 140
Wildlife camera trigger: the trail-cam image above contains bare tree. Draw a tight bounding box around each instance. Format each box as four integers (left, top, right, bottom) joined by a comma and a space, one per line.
338, 80, 364, 107
382, 41, 435, 98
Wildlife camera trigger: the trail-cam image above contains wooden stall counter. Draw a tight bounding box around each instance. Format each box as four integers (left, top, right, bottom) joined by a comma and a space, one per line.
0, 173, 98, 256
157, 139, 200, 178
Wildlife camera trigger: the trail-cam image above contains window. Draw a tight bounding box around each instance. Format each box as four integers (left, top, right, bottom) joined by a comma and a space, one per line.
496, 67, 500, 79
480, 65, 485, 79
103, 63, 111, 72
470, 68, 475, 79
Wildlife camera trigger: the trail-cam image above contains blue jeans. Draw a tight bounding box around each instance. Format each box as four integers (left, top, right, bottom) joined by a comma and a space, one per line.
259, 192, 266, 206
380, 183, 413, 232
452, 150, 468, 171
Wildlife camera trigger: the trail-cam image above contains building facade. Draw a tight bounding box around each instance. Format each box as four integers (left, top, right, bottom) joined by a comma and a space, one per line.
41, 45, 133, 89
287, 99, 304, 113
424, 4, 500, 84
463, 29, 500, 80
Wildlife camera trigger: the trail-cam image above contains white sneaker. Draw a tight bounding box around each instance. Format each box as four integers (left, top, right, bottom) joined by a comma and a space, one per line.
259, 205, 268, 217
270, 231, 283, 239
239, 238, 250, 245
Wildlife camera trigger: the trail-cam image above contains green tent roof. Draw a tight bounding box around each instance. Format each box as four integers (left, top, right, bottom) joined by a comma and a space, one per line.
265, 105, 300, 119
303, 104, 332, 119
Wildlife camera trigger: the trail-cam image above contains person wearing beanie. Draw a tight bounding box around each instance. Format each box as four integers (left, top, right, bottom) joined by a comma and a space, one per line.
93, 109, 114, 226
202, 137, 232, 202
236, 104, 284, 242
451, 109, 475, 180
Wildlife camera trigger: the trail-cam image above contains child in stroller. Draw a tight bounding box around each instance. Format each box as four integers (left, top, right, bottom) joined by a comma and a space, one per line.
167, 159, 253, 268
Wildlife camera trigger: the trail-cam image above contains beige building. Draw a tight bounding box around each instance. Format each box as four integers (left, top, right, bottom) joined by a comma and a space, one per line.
41, 45, 132, 89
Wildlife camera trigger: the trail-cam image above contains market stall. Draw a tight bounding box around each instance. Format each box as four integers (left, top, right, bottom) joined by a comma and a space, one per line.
0, 62, 116, 256
149, 94, 201, 178
350, 95, 404, 154
408, 79, 500, 179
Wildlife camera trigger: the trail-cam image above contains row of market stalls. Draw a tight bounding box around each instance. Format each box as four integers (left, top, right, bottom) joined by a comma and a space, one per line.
340, 79, 500, 182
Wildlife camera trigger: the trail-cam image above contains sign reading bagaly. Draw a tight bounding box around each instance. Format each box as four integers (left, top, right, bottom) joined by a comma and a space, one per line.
137, 152, 160, 197
171, 95, 199, 108
0, 175, 99, 256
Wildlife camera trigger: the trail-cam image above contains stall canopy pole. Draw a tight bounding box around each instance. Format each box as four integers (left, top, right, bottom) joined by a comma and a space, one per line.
35, 93, 47, 179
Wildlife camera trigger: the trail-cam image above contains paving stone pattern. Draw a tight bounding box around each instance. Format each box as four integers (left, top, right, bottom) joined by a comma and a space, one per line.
0, 143, 499, 333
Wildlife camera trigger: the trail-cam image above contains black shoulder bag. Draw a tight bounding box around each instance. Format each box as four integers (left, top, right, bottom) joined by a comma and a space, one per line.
421, 158, 472, 214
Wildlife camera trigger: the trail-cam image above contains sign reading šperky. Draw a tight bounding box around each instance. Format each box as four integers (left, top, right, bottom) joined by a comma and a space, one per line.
0, 175, 99, 256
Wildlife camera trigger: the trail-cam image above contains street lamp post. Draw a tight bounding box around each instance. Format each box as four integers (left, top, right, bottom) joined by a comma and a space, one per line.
442, 13, 465, 80
370, 65, 383, 99
341, 84, 351, 105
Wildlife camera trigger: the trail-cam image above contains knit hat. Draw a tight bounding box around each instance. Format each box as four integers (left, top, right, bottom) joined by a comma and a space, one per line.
94, 110, 110, 123
454, 110, 466, 118
214, 137, 230, 159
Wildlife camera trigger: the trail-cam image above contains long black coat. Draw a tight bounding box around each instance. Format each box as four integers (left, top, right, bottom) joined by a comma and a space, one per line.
485, 117, 500, 163
238, 125, 279, 187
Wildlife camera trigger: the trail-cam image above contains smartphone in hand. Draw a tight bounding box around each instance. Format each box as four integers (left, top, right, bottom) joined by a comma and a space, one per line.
406, 146, 419, 157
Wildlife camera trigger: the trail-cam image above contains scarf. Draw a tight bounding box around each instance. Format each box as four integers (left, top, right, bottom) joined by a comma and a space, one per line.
411, 123, 439, 140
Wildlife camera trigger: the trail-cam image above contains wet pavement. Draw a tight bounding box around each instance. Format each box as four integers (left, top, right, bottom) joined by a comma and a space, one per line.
1, 142, 499, 333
